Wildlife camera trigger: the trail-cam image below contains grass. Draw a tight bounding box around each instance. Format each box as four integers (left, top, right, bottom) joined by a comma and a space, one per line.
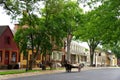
0, 69, 41, 75
0, 67, 64, 75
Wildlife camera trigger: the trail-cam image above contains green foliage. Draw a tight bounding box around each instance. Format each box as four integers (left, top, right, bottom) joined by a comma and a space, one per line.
60, 0, 83, 34
74, 0, 120, 65
41, 0, 83, 61
57, 0, 83, 61
14, 28, 28, 55
98, 0, 120, 57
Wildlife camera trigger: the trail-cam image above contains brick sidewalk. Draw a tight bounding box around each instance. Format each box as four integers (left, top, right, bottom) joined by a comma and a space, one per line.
0, 67, 116, 80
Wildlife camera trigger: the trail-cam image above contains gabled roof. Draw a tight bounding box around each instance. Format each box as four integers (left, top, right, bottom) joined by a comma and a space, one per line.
0, 25, 9, 36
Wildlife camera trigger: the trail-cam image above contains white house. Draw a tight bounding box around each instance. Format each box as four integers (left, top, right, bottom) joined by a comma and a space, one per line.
69, 41, 90, 66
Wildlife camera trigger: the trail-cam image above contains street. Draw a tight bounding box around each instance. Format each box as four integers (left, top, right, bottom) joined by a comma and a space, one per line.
7, 68, 120, 80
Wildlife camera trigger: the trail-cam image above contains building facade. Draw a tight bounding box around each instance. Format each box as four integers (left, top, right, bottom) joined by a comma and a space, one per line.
20, 50, 42, 68
106, 52, 117, 67
93, 50, 117, 67
0, 25, 19, 69
68, 41, 90, 66
93, 51, 107, 67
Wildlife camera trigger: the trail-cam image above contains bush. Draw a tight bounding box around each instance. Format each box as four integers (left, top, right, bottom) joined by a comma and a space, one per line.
7, 64, 19, 69
7, 64, 13, 69
14, 64, 19, 69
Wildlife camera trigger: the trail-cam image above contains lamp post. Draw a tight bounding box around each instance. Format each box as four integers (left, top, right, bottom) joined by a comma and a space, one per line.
95, 53, 97, 67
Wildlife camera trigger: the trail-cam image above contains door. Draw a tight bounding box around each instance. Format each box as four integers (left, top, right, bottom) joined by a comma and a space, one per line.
4, 51, 9, 65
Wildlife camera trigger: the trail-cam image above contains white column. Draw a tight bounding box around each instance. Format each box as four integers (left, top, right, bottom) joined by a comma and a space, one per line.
95, 53, 97, 67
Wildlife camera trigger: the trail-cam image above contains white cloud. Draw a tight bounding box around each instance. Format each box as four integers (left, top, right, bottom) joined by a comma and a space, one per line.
0, 7, 14, 30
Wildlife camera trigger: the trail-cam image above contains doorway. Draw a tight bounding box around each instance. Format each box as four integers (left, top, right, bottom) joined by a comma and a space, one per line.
4, 51, 9, 65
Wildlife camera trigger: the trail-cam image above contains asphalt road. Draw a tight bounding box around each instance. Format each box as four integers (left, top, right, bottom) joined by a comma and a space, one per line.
7, 68, 120, 80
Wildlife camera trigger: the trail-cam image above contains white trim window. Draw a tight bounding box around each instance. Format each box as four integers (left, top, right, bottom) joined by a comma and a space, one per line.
52, 51, 62, 61
11, 52, 17, 62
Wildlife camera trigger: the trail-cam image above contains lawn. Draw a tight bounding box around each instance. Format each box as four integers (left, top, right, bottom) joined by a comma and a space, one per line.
0, 69, 41, 75
0, 67, 64, 75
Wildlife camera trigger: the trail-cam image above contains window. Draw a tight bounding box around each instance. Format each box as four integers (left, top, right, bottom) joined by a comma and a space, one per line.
5, 36, 11, 45
11, 52, 17, 62
99, 53, 101, 56
0, 51, 2, 62
53, 53, 57, 60
58, 52, 62, 60
81, 56, 87, 62
52, 51, 62, 60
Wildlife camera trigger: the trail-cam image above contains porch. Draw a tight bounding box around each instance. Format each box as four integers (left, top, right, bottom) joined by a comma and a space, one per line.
0, 50, 19, 69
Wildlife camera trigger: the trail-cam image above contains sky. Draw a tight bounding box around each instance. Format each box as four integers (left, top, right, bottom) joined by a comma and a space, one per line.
0, 7, 14, 30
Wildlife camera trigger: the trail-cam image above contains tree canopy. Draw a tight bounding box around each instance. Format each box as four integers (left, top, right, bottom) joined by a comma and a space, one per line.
74, 0, 120, 65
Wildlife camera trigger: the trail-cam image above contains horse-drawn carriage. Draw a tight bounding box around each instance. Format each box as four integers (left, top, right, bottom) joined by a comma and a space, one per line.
64, 61, 84, 72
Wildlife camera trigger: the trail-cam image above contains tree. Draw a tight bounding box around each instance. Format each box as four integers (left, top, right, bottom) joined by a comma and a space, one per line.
41, 0, 83, 62
0, 0, 53, 70
74, 0, 119, 66
58, 0, 83, 62
42, 0, 65, 50
97, 0, 120, 59
14, 0, 65, 70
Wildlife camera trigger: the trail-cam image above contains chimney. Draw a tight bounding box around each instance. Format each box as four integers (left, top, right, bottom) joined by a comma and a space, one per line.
14, 24, 19, 30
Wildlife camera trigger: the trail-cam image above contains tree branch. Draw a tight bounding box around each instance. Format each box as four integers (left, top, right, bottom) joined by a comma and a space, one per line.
2, 1, 14, 13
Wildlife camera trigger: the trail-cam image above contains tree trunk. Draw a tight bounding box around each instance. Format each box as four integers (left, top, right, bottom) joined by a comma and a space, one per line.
29, 33, 34, 70
67, 40, 71, 62
88, 39, 99, 67
90, 47, 95, 66
29, 52, 39, 70
29, 52, 34, 70
66, 34, 72, 63
26, 51, 29, 71
29, 60, 33, 70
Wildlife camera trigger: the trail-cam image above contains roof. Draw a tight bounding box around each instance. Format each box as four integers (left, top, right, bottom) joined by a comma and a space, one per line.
0, 25, 9, 36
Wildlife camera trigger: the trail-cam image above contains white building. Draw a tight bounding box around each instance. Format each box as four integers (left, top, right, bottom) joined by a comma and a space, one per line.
50, 40, 90, 66
69, 41, 90, 66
